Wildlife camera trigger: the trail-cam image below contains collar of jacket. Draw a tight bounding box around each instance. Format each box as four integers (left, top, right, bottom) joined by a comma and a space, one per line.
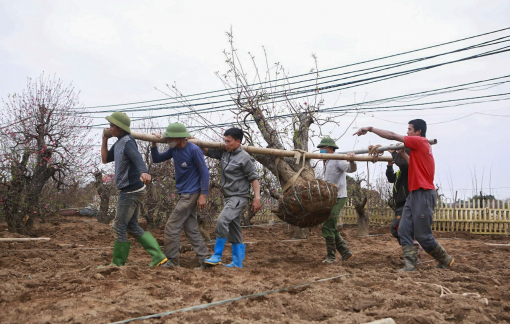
117, 132, 130, 140
229, 146, 243, 154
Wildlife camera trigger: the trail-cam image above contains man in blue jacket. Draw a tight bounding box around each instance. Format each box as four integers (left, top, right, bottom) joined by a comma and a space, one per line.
151, 123, 210, 268
101, 111, 168, 267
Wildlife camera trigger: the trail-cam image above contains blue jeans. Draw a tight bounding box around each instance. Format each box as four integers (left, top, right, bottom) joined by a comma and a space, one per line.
112, 189, 146, 242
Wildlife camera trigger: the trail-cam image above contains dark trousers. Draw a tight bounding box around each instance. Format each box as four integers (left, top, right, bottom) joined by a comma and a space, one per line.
164, 193, 210, 263
390, 206, 404, 244
398, 189, 438, 252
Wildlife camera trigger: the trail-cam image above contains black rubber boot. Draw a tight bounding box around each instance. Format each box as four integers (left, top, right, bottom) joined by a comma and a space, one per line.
335, 235, 353, 261
400, 245, 418, 272
322, 238, 337, 263
161, 258, 180, 268
429, 243, 454, 269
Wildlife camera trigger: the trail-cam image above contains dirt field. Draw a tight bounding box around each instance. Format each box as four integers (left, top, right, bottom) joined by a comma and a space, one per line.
1, 216, 509, 324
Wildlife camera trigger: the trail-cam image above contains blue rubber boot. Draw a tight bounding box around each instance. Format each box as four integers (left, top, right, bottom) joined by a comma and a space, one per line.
225, 243, 245, 268
204, 237, 227, 266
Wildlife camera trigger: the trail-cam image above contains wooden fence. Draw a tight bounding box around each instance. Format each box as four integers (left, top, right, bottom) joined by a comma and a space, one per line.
92, 196, 509, 235
339, 199, 510, 235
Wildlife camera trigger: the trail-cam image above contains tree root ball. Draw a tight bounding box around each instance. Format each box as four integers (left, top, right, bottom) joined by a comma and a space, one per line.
273, 179, 338, 228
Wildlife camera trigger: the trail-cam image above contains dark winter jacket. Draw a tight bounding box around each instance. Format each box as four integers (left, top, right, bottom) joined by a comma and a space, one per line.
386, 151, 409, 209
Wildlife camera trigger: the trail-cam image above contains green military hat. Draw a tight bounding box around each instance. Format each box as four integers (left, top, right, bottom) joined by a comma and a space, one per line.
105, 112, 131, 133
163, 123, 191, 138
317, 137, 339, 149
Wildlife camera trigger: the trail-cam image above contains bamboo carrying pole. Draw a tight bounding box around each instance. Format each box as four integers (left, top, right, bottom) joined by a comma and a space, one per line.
0, 238, 51, 242
337, 139, 437, 154
108, 130, 395, 162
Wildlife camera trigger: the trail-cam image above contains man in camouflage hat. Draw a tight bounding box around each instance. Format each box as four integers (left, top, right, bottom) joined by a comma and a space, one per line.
151, 123, 211, 269
101, 111, 168, 267
317, 137, 357, 263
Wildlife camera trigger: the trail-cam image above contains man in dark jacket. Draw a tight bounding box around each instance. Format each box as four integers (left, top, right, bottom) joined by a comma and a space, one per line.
386, 147, 410, 244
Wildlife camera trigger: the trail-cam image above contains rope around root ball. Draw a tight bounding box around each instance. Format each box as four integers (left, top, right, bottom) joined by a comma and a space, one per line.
275, 149, 308, 193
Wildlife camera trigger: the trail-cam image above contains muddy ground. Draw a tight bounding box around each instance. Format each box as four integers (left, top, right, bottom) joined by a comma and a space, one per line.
1, 215, 509, 324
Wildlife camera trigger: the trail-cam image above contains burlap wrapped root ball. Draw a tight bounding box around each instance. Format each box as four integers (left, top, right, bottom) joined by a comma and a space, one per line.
273, 179, 338, 228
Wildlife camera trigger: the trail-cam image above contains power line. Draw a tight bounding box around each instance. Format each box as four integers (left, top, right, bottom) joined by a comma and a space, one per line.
322, 93, 510, 113
6, 39, 509, 132
92, 63, 507, 126
81, 42, 510, 126
81, 35, 510, 114
78, 93, 510, 132
80, 26, 510, 109
372, 110, 510, 125
73, 87, 510, 132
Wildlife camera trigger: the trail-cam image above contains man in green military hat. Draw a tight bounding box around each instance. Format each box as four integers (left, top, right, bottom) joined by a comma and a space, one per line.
317, 137, 357, 263
151, 123, 211, 268
101, 111, 168, 267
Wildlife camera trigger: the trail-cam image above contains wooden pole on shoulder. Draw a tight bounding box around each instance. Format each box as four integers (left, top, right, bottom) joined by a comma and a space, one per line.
103, 129, 394, 162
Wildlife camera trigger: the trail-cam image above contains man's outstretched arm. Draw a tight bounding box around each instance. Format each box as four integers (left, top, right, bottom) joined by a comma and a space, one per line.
353, 127, 405, 143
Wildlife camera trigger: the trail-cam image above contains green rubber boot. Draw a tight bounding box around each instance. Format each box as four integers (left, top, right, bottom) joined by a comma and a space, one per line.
322, 238, 337, 263
400, 245, 418, 272
429, 243, 454, 269
138, 232, 168, 267
112, 241, 131, 266
335, 235, 354, 261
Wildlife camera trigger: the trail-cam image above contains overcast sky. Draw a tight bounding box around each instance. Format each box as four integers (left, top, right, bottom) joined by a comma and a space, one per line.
1, 0, 510, 200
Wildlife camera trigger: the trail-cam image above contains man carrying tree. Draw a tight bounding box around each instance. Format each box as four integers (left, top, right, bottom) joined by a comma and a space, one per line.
202, 128, 262, 268
151, 123, 211, 269
354, 119, 454, 271
386, 147, 410, 244
317, 137, 356, 263
101, 112, 168, 267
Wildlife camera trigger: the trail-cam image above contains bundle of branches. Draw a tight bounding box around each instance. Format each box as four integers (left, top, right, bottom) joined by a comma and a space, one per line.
162, 31, 349, 228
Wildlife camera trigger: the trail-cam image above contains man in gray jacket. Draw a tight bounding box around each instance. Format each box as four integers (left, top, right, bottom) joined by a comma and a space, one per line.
202, 128, 262, 268
318, 137, 357, 263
